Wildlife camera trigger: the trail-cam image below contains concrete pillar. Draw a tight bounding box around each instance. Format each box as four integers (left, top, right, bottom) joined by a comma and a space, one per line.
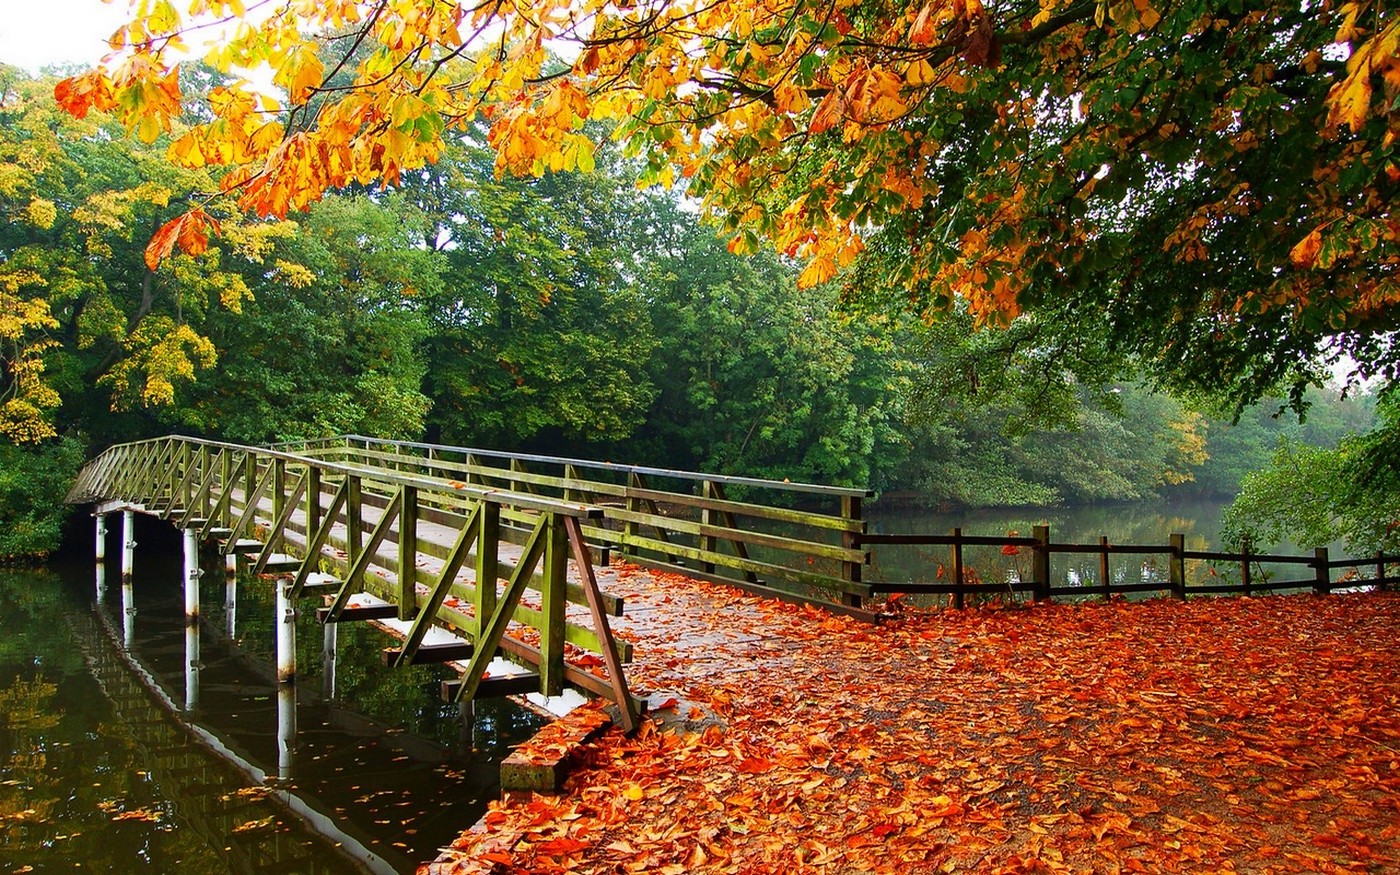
95, 562, 107, 602
121, 510, 136, 584
95, 514, 107, 561
182, 528, 201, 622
276, 578, 296, 684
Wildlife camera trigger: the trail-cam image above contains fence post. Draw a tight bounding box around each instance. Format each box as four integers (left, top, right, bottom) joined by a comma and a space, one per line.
1031, 525, 1050, 601
346, 475, 363, 585
474, 501, 500, 638
399, 485, 418, 620
1313, 547, 1330, 595
841, 495, 864, 608
950, 527, 965, 609
539, 513, 568, 697
700, 481, 718, 574
1168, 533, 1187, 600
1241, 538, 1252, 596
1099, 536, 1111, 601
1377, 551, 1388, 592
305, 465, 321, 534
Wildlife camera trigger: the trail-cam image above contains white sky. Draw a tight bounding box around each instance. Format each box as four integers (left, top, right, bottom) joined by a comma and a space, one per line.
0, 0, 132, 72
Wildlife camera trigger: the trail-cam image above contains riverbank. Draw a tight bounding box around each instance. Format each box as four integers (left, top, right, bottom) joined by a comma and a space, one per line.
426, 582, 1400, 874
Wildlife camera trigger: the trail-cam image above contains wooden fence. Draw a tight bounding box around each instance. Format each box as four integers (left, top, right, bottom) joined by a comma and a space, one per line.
863, 526, 1398, 608
280, 435, 876, 615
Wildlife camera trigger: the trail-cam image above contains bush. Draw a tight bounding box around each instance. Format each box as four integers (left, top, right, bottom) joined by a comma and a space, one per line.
0, 437, 86, 562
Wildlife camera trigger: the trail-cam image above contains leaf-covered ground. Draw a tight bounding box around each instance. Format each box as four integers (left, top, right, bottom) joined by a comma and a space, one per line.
427, 577, 1400, 874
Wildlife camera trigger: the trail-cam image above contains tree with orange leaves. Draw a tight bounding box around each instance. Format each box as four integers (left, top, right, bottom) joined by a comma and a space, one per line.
56, 0, 1398, 405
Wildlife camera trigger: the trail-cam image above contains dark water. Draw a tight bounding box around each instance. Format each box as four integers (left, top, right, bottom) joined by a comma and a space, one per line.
1, 517, 545, 873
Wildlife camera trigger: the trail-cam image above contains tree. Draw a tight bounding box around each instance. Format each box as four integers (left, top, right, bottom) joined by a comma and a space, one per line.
57, 0, 1399, 409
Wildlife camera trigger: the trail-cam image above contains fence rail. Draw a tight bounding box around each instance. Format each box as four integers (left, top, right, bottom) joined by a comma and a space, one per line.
865, 526, 1398, 607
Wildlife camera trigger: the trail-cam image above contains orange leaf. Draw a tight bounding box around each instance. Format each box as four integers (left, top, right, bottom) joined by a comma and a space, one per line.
1290, 229, 1322, 268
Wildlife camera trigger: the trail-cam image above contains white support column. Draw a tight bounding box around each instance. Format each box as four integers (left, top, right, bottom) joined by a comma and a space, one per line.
121, 510, 136, 584
95, 562, 107, 602
276, 575, 297, 779
276, 578, 296, 684
224, 574, 238, 639
321, 622, 338, 701
182, 528, 201, 622
95, 514, 107, 562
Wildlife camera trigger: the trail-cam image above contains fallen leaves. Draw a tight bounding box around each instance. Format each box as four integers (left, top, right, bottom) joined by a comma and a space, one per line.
428, 585, 1400, 874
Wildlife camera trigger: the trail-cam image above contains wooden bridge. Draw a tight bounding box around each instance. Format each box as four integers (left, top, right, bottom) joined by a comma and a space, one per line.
65, 434, 874, 731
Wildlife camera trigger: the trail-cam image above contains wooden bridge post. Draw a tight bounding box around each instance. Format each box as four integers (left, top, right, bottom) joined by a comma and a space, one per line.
624, 473, 643, 556
1313, 547, 1331, 594
539, 513, 568, 697
1241, 539, 1253, 596
1099, 536, 1111, 601
701, 481, 718, 574
1031, 525, 1050, 600
474, 501, 500, 638
840, 495, 864, 608
1168, 533, 1187, 600
305, 465, 321, 533
398, 485, 418, 621
1378, 552, 1389, 591
346, 475, 363, 582
219, 451, 232, 527
197, 445, 211, 519
270, 458, 287, 555
950, 527, 965, 609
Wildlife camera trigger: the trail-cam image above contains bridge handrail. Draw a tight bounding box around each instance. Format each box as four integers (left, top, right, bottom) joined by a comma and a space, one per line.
81, 435, 601, 519
277, 434, 874, 499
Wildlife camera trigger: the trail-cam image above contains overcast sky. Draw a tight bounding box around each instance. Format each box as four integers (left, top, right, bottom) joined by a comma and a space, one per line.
0, 0, 138, 73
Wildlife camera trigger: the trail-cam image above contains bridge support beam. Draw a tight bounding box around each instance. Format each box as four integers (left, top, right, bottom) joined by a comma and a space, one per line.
95, 514, 107, 562
183, 528, 201, 622
276, 577, 296, 684
322, 622, 338, 701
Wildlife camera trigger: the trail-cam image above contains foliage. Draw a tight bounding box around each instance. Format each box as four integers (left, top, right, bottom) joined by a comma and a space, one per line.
623, 207, 906, 487
59, 0, 1400, 412
0, 66, 300, 443
0, 437, 85, 560
408, 132, 659, 449
167, 194, 438, 443
1223, 393, 1400, 554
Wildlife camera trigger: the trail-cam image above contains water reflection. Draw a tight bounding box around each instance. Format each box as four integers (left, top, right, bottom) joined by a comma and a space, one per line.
5, 526, 547, 874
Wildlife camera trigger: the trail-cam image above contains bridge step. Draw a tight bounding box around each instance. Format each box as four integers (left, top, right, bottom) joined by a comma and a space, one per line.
183, 517, 209, 529
259, 554, 301, 573
299, 576, 341, 594
316, 604, 405, 623
224, 539, 265, 554
441, 674, 540, 700
206, 526, 232, 538
381, 642, 475, 666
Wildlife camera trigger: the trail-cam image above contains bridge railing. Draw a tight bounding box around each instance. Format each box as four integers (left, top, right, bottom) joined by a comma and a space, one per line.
277, 435, 876, 616
68, 435, 638, 728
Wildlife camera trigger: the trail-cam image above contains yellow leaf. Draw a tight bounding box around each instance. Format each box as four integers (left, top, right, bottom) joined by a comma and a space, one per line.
1290, 229, 1322, 268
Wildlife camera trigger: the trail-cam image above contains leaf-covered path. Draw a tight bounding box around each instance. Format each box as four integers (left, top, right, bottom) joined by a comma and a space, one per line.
429, 571, 1400, 874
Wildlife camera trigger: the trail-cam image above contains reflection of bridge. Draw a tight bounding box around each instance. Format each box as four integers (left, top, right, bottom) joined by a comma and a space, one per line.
82, 595, 400, 874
